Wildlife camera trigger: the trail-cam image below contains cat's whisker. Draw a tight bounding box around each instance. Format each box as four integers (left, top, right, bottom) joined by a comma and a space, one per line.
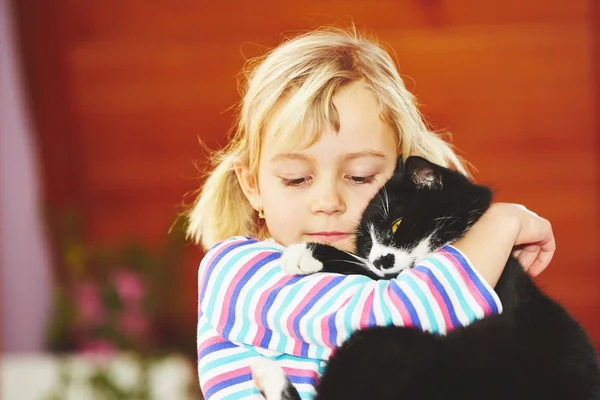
383, 187, 390, 219
328, 259, 368, 268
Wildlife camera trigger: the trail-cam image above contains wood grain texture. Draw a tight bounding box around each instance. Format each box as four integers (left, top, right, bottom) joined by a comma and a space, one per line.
13, 0, 600, 351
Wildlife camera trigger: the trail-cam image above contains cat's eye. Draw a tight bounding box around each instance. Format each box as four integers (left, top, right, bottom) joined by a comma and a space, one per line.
391, 219, 402, 233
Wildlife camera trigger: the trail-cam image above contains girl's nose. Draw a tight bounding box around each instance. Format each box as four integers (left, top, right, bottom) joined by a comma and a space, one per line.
310, 180, 346, 215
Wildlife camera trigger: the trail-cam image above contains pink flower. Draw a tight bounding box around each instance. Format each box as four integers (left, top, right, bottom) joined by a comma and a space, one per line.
79, 339, 116, 359
112, 270, 145, 304
74, 282, 105, 326
116, 308, 150, 337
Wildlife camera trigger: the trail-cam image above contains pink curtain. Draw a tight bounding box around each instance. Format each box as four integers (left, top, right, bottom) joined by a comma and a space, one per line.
0, 0, 52, 353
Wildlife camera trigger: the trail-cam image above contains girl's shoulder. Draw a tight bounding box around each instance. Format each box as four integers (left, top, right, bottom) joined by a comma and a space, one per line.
210, 235, 284, 249
203, 236, 285, 262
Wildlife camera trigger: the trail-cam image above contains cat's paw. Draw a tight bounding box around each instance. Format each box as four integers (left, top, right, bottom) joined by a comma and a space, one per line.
249, 357, 288, 400
280, 243, 323, 275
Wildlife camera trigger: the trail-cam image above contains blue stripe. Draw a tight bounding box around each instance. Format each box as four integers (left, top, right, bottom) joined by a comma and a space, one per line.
390, 281, 421, 329
369, 298, 377, 326
198, 340, 238, 360
222, 252, 281, 338
289, 375, 318, 385
412, 265, 461, 328
204, 372, 252, 399
299, 341, 310, 358
443, 246, 500, 314
327, 310, 337, 347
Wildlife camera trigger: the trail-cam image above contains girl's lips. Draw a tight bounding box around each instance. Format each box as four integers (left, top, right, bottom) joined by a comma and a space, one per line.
306, 232, 351, 242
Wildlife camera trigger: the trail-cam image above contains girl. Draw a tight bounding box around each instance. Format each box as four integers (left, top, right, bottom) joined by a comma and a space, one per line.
186, 27, 555, 399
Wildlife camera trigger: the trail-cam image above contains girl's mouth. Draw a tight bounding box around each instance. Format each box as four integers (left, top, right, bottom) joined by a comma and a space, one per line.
306, 232, 351, 243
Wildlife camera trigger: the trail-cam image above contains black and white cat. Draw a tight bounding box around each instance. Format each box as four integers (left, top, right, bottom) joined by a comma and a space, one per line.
250, 156, 600, 400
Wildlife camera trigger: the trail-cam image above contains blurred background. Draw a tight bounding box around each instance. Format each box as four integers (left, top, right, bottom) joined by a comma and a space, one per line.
1, 0, 599, 398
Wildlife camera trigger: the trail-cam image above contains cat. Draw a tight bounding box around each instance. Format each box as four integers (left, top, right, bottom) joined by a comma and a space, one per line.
250, 155, 600, 400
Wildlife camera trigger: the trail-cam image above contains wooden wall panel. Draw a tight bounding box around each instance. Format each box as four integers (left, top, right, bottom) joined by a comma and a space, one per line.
14, 0, 600, 352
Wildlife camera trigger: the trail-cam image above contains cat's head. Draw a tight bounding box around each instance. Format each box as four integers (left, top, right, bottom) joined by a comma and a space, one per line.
356, 155, 493, 276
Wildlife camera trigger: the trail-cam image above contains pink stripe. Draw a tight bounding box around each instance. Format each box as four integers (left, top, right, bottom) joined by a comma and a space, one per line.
386, 284, 412, 326
199, 238, 247, 299
197, 334, 227, 356
216, 251, 270, 333
440, 250, 491, 314
282, 366, 318, 378
320, 313, 331, 347
203, 366, 249, 390
359, 291, 375, 329
252, 275, 293, 347
287, 276, 336, 355
412, 269, 453, 330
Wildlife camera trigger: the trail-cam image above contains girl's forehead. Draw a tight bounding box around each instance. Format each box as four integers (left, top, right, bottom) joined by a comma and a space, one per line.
262, 125, 397, 166
259, 80, 398, 165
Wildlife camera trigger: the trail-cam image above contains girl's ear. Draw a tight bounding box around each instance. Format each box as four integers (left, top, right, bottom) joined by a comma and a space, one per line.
234, 164, 261, 210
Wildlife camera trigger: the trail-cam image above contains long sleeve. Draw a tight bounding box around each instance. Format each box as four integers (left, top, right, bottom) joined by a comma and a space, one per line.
198, 236, 502, 362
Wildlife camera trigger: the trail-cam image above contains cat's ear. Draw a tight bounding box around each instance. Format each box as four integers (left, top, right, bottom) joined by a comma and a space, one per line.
394, 155, 404, 176
405, 156, 443, 190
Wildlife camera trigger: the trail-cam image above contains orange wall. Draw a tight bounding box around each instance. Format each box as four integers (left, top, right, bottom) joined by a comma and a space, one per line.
14, 0, 600, 350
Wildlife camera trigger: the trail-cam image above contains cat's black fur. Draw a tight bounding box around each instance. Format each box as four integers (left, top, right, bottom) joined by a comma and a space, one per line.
256, 156, 600, 400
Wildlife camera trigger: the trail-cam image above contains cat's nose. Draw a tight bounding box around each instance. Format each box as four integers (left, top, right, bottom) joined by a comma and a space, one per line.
373, 254, 395, 270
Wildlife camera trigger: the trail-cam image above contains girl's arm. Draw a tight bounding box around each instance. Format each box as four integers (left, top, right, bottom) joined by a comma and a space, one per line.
453, 202, 555, 286
198, 238, 498, 360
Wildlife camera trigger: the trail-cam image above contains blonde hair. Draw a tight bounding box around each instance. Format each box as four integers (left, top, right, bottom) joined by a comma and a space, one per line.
186, 27, 468, 250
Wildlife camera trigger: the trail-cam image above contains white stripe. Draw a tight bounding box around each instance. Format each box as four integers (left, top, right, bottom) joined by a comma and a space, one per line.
198, 347, 253, 383
278, 357, 321, 371
295, 383, 317, 397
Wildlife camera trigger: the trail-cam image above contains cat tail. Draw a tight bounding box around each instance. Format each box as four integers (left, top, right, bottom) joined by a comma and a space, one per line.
249, 357, 302, 400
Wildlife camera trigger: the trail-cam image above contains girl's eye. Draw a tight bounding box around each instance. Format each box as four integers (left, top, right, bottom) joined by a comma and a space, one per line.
280, 177, 311, 187
348, 175, 376, 184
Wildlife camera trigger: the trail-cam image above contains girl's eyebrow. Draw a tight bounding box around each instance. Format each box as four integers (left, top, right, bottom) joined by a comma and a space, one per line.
271, 150, 386, 163
270, 152, 312, 163
342, 150, 387, 161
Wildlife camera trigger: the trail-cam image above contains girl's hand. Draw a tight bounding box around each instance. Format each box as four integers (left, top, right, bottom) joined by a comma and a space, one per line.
452, 202, 556, 287
495, 203, 556, 277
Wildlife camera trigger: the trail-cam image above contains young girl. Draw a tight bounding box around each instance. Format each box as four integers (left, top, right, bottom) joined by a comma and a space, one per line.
186, 27, 555, 399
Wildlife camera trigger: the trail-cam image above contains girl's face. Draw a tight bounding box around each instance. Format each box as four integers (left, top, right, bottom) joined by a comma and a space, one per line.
242, 81, 398, 252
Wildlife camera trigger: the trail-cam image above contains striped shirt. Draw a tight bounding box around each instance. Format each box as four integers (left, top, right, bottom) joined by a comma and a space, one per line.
197, 236, 503, 399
